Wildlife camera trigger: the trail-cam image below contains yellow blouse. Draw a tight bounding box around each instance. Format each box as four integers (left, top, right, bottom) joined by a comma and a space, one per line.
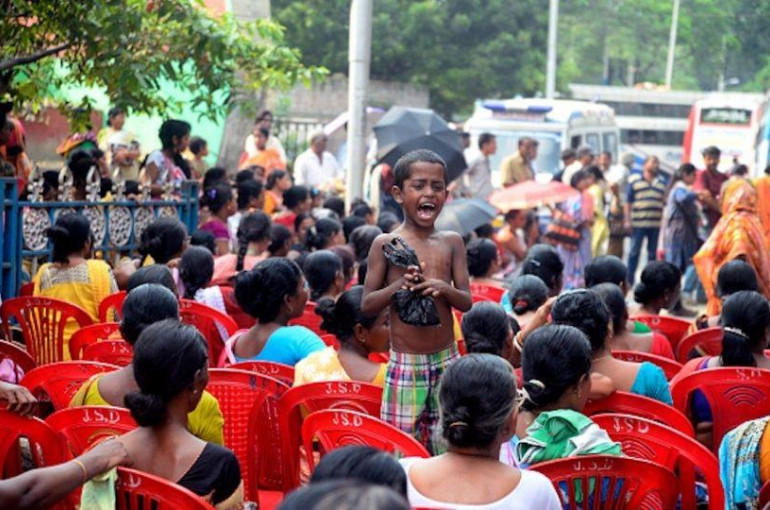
293, 346, 386, 387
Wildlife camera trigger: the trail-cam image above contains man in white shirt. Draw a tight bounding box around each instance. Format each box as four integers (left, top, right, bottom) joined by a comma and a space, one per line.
461, 132, 496, 200
561, 145, 594, 186
293, 131, 341, 189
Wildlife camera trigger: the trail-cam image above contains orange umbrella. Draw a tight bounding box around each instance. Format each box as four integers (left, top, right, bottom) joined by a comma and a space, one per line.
489, 180, 579, 211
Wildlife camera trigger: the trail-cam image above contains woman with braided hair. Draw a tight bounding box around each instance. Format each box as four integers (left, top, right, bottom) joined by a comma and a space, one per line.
212, 211, 271, 286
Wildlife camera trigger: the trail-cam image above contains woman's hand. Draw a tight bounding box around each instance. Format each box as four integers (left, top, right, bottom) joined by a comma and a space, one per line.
0, 381, 37, 417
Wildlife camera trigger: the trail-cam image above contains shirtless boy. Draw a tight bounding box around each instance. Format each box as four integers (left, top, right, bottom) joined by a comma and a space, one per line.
362, 149, 472, 454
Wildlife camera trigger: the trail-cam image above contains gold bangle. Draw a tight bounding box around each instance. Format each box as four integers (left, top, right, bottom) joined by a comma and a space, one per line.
513, 331, 524, 353
72, 459, 88, 484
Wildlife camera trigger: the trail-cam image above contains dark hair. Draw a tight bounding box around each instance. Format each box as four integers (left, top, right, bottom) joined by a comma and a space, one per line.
310, 446, 406, 497
478, 132, 495, 150
717, 259, 759, 298
592, 283, 627, 333
268, 224, 292, 255
521, 244, 564, 295
503, 209, 522, 223
107, 106, 124, 123
126, 264, 177, 295
284, 185, 310, 210
342, 216, 366, 243
702, 145, 721, 157
67, 149, 97, 190
633, 261, 681, 305
721, 291, 770, 367
120, 284, 179, 345
47, 213, 91, 263
306, 218, 343, 251
303, 250, 343, 302
358, 260, 369, 285
329, 245, 355, 284
520, 324, 592, 412
278, 481, 409, 510
551, 290, 611, 352
323, 197, 346, 218
257, 126, 270, 138
474, 223, 494, 238
585, 165, 604, 182
235, 258, 302, 322
350, 225, 382, 261
674, 163, 696, 183
584, 255, 628, 288
237, 180, 263, 211
179, 246, 214, 299
190, 229, 216, 253
461, 302, 511, 356
377, 212, 400, 233
294, 212, 314, 234
466, 239, 498, 277
392, 149, 448, 189
507, 274, 548, 314
124, 320, 208, 427
202, 183, 234, 214
316, 285, 377, 344
266, 169, 287, 190
158, 119, 191, 150
139, 217, 187, 265
570, 169, 590, 189
439, 354, 517, 449
188, 136, 207, 156
235, 169, 255, 185
352, 203, 373, 219
255, 110, 273, 123
202, 167, 227, 190
236, 212, 272, 271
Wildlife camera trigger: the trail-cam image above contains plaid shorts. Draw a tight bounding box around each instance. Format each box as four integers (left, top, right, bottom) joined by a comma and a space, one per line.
380, 344, 459, 455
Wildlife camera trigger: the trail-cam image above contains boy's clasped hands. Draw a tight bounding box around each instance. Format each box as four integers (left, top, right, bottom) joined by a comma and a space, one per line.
402, 262, 450, 298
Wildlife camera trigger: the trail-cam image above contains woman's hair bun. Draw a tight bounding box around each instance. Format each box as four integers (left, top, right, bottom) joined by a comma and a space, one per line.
124, 390, 166, 427
442, 405, 473, 445
316, 297, 342, 337
46, 224, 69, 241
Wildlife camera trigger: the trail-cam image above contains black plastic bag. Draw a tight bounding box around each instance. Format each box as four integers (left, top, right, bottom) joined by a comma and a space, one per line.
382, 236, 440, 327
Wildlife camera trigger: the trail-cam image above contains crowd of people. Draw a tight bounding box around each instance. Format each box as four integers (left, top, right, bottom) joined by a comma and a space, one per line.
4, 104, 770, 509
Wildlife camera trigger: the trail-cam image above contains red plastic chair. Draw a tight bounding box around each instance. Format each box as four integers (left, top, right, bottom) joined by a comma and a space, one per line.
83, 340, 134, 366
760, 479, 770, 510
0, 340, 36, 383
302, 409, 429, 473
69, 322, 123, 360
46, 406, 137, 456
611, 350, 684, 380
584, 391, 695, 437
0, 409, 69, 477
205, 368, 278, 504
231, 360, 295, 387
0, 296, 94, 365
19, 282, 34, 296
288, 302, 324, 335
278, 381, 384, 491
469, 282, 506, 303
531, 455, 679, 509
672, 367, 770, 453
368, 352, 389, 364
676, 327, 723, 363
631, 315, 692, 351
593, 413, 724, 510
98, 291, 127, 322
179, 299, 238, 368
115, 467, 214, 509
21, 361, 118, 410
320, 334, 340, 350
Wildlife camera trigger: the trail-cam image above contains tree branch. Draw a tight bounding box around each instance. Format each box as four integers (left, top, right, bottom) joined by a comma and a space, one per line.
0, 42, 71, 72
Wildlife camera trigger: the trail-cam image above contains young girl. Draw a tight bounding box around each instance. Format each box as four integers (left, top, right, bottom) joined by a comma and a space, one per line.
503, 274, 548, 328
466, 238, 504, 287
303, 250, 346, 303
142, 119, 192, 196
632, 260, 682, 316
305, 218, 345, 251
268, 224, 292, 258
264, 169, 291, 215
213, 212, 272, 286
294, 286, 389, 387
200, 183, 237, 256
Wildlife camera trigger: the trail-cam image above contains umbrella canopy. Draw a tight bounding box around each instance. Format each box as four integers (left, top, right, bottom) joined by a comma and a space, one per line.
374, 107, 467, 182
489, 180, 579, 211
435, 198, 499, 236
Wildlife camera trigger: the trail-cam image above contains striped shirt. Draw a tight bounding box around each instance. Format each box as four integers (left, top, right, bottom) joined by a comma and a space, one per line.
627, 174, 666, 228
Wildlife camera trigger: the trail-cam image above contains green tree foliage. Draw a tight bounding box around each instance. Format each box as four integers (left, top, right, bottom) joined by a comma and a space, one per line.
1, 0, 324, 130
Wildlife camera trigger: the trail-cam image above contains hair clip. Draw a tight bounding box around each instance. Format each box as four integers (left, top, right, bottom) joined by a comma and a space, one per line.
448, 421, 468, 429
724, 327, 749, 340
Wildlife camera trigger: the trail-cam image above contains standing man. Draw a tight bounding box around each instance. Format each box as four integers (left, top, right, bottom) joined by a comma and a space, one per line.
561, 145, 594, 186
461, 133, 496, 200
694, 146, 728, 233
624, 155, 667, 284
499, 137, 538, 186
293, 131, 341, 190
605, 153, 633, 259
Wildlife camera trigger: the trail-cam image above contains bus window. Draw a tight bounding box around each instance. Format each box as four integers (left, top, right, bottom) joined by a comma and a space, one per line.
585, 133, 600, 152
570, 135, 581, 149
602, 132, 618, 158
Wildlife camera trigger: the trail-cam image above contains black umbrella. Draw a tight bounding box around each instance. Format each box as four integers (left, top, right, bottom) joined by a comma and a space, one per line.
435, 198, 499, 235
374, 107, 467, 182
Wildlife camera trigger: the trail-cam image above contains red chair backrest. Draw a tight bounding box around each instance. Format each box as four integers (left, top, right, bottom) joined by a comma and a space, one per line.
205, 368, 279, 502
0, 340, 36, 383
592, 413, 724, 510
676, 327, 723, 364
21, 361, 118, 410
98, 291, 127, 323
69, 322, 123, 360
46, 406, 137, 456
760, 479, 770, 510
19, 282, 34, 296
671, 367, 770, 453
611, 350, 683, 380
631, 315, 692, 350
83, 340, 134, 367
320, 334, 340, 350
278, 381, 384, 491
288, 302, 324, 335
115, 467, 214, 509
0, 409, 69, 477
231, 360, 295, 387
531, 455, 679, 509
302, 409, 429, 473
179, 299, 238, 367
0, 296, 94, 365
583, 391, 695, 437
469, 282, 506, 303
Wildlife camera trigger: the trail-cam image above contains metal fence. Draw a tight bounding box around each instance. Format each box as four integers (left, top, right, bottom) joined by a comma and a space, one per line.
272, 118, 325, 172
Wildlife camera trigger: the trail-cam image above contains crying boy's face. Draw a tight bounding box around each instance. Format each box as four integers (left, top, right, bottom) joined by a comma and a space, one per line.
395, 161, 447, 226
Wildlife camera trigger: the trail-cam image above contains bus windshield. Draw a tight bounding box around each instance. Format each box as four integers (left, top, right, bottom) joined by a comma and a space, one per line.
487, 131, 562, 178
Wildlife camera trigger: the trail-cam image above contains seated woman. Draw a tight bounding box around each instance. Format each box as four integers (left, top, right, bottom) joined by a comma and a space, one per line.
138, 217, 188, 268
120, 320, 242, 508
33, 213, 118, 357
212, 211, 272, 286
550, 289, 673, 404
461, 301, 514, 361
310, 445, 406, 498
520, 244, 564, 298
692, 259, 759, 331
466, 238, 505, 288
126, 264, 178, 296
515, 325, 621, 467
303, 250, 346, 304
222, 258, 325, 366
305, 218, 346, 252
673, 291, 770, 450
593, 283, 675, 359
199, 183, 237, 256
295, 286, 389, 387
502, 275, 548, 328
719, 415, 770, 508
69, 284, 224, 445
631, 260, 682, 317
399, 354, 561, 509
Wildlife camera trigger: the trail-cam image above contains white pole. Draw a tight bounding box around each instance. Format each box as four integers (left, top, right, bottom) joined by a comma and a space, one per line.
345, 0, 373, 210
664, 0, 681, 88
545, 0, 559, 99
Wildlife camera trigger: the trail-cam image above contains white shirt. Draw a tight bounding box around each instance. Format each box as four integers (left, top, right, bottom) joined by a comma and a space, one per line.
562, 160, 583, 187
293, 149, 341, 188
400, 457, 561, 510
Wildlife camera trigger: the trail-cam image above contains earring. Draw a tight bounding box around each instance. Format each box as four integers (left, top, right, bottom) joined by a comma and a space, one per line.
286, 305, 294, 315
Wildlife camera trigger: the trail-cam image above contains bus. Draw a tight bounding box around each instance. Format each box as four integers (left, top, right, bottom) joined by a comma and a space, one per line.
463, 98, 619, 184
753, 101, 770, 174
682, 93, 766, 174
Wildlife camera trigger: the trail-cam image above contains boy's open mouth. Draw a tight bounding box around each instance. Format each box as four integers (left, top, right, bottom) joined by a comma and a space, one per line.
417, 203, 436, 218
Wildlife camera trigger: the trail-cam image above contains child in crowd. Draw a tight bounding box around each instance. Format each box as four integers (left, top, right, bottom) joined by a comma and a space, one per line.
363, 149, 472, 454
503, 274, 549, 328
185, 136, 208, 180
632, 260, 682, 316
268, 224, 292, 258
274, 185, 312, 232
303, 250, 346, 303
228, 179, 264, 245
199, 183, 237, 256
264, 169, 292, 215
305, 217, 345, 251
214, 211, 271, 286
